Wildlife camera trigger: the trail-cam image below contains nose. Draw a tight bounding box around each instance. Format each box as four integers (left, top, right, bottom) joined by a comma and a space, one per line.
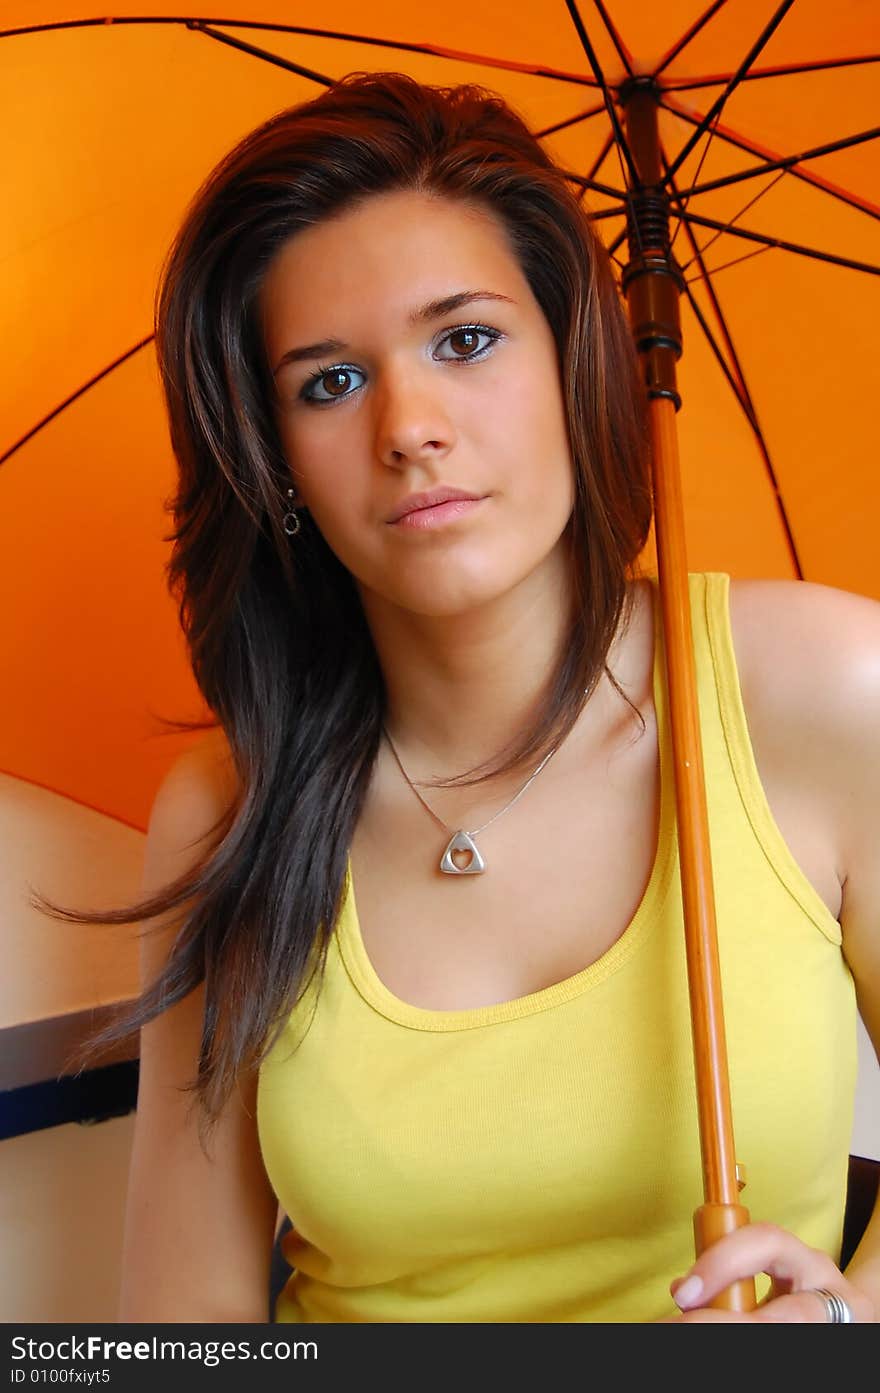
372, 361, 455, 471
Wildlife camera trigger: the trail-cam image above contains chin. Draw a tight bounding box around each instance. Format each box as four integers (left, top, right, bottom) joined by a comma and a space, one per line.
397, 568, 536, 618
394, 588, 496, 619
357, 543, 563, 620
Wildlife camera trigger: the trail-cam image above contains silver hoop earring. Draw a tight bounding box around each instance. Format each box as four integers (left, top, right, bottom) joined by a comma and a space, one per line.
282, 488, 301, 537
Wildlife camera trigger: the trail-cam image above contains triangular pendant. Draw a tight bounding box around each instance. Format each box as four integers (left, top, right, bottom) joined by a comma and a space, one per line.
439, 829, 486, 875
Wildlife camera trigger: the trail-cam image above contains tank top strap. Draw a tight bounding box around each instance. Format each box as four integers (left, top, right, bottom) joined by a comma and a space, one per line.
693, 570, 840, 942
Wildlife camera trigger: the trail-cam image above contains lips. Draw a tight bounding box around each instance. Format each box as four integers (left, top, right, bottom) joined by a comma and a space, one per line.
386, 486, 485, 523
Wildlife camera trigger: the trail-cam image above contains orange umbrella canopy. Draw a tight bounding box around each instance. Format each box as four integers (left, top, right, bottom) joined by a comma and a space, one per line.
3, 0, 879, 834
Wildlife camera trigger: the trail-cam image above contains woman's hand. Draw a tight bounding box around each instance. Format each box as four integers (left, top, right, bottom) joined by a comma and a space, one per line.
664, 1223, 876, 1322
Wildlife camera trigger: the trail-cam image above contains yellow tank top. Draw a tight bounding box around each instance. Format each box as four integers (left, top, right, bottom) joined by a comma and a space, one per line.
257, 572, 857, 1323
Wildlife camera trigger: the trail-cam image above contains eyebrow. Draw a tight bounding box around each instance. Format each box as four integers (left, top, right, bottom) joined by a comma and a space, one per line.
271, 289, 516, 376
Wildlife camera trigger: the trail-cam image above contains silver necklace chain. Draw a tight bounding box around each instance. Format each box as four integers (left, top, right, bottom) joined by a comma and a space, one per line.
383, 728, 562, 837
381, 688, 589, 875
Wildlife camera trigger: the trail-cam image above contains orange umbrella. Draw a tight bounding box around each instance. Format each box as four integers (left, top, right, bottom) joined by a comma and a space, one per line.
4, 0, 876, 825
3, 0, 878, 1305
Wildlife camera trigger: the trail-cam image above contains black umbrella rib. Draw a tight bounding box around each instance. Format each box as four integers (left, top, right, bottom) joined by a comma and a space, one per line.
584, 132, 616, 183
0, 16, 602, 91
681, 213, 880, 276
685, 245, 773, 280
682, 281, 755, 428
588, 0, 634, 77
666, 162, 754, 419
535, 101, 609, 140
663, 0, 796, 185
560, 170, 628, 200
678, 170, 786, 274
668, 107, 723, 254
681, 127, 880, 203
605, 225, 628, 258
683, 277, 804, 580
586, 205, 629, 222
192, 19, 601, 88
0, 338, 154, 470
192, 22, 335, 86
665, 166, 804, 579
654, 0, 730, 79
563, 1, 641, 190
661, 97, 880, 225
662, 55, 880, 91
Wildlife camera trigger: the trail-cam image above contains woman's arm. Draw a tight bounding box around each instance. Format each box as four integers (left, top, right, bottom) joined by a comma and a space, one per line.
827, 590, 880, 1309
669, 581, 880, 1321
118, 735, 280, 1323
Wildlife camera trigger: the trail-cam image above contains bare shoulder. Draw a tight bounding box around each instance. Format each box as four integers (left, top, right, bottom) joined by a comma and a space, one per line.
160, 725, 240, 815
728, 574, 880, 718
139, 728, 241, 906
186, 724, 239, 790
729, 577, 880, 1023
141, 727, 241, 954
724, 568, 874, 841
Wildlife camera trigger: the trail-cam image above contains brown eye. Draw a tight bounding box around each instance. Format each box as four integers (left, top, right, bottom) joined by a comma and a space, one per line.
322, 370, 352, 396
435, 325, 502, 363
302, 365, 364, 405
448, 328, 480, 356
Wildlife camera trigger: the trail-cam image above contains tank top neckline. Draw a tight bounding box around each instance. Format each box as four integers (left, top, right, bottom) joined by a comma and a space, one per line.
335, 574, 679, 1032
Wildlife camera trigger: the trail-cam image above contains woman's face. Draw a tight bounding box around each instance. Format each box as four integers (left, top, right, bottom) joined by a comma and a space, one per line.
259, 188, 576, 619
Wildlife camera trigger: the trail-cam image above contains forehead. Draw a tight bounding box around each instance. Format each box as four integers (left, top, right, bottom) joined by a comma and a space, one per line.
259, 190, 524, 331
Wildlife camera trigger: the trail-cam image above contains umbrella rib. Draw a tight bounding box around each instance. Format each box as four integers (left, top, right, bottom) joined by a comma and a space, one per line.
0, 338, 154, 469
685, 245, 774, 281
561, 169, 629, 200
194, 22, 335, 86
683, 286, 754, 424
663, 0, 797, 185
681, 213, 880, 276
681, 127, 880, 202
587, 0, 635, 77
668, 109, 723, 254
0, 16, 603, 92
662, 55, 880, 91
666, 164, 753, 415
678, 171, 786, 274
665, 170, 805, 579
682, 280, 804, 580
563, 0, 645, 264
661, 97, 880, 223
654, 0, 731, 79
554, 142, 622, 204
4, 17, 875, 101
535, 101, 609, 139
532, 105, 629, 200
584, 131, 616, 183
586, 206, 629, 222
563, 1, 641, 190
605, 224, 628, 258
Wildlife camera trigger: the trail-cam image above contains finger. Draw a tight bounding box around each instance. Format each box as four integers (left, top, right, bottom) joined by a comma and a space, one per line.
668, 1307, 756, 1323
748, 1291, 852, 1324
670, 1294, 844, 1323
670, 1223, 839, 1311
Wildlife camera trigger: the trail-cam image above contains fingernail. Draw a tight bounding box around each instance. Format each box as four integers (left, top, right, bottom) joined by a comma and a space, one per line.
673, 1274, 703, 1309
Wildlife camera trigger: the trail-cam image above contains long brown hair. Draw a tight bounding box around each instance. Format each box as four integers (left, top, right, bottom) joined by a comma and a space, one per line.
33, 71, 652, 1137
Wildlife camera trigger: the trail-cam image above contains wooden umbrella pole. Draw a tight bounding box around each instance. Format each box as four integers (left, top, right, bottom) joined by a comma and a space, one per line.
620, 79, 756, 1311
651, 402, 753, 1282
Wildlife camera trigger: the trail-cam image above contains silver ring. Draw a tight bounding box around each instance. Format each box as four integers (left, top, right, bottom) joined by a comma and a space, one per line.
810, 1287, 855, 1323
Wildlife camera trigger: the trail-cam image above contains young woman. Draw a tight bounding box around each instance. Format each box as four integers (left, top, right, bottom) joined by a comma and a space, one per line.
53, 72, 878, 1323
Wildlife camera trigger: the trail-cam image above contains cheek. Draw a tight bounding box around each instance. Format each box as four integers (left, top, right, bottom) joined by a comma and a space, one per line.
498, 350, 567, 435
277, 418, 346, 510
285, 451, 374, 568
502, 371, 574, 507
